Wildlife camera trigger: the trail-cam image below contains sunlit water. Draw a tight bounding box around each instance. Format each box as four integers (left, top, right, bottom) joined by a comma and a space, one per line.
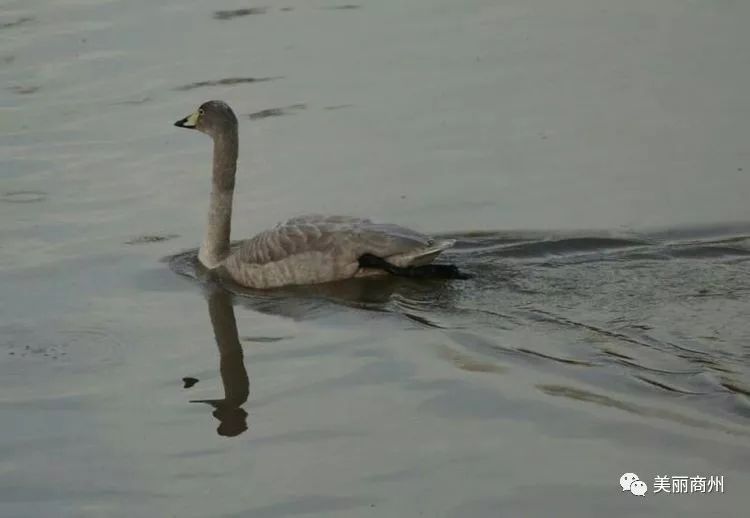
1, 1, 749, 517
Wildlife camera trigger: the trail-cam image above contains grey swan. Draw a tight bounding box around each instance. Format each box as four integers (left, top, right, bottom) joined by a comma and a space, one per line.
174, 100, 467, 289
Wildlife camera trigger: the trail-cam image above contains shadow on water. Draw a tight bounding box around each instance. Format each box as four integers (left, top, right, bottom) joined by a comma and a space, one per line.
188, 286, 250, 437
166, 222, 750, 434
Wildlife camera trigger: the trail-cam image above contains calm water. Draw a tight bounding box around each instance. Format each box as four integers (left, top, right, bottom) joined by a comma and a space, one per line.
1, 0, 749, 516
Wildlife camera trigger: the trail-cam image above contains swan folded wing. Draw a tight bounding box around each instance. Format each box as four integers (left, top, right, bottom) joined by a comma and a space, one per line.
233, 217, 434, 266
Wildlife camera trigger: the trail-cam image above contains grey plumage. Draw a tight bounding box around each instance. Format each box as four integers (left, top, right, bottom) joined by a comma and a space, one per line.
174, 101, 455, 289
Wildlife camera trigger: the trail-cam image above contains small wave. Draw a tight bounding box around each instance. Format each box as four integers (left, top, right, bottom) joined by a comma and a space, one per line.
667, 245, 750, 259
490, 237, 649, 258
633, 375, 709, 395
213, 8, 267, 20
0, 16, 34, 31
125, 234, 179, 245
1, 190, 47, 203
174, 76, 282, 91
644, 221, 750, 243
537, 384, 749, 436
247, 104, 307, 120
446, 225, 750, 265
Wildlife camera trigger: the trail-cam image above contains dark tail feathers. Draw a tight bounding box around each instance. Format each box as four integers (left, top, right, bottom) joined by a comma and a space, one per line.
358, 253, 472, 280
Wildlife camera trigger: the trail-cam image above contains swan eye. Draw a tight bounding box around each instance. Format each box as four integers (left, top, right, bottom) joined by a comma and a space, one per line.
198, 108, 205, 116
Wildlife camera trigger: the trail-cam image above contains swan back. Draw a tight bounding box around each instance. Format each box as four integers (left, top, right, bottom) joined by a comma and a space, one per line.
220, 215, 454, 288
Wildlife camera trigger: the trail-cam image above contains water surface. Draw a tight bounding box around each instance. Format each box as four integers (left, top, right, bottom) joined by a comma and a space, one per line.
1, 0, 749, 517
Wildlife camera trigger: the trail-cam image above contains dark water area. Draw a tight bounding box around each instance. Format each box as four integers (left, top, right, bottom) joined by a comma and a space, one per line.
2, 0, 750, 516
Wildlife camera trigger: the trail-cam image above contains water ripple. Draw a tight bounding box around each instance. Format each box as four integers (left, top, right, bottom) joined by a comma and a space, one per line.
164, 223, 750, 425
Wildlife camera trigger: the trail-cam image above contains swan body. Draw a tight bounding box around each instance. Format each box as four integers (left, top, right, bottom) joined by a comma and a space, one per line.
222, 214, 455, 288
174, 101, 458, 289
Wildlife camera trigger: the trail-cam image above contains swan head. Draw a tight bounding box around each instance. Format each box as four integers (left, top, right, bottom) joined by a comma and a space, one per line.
175, 100, 237, 138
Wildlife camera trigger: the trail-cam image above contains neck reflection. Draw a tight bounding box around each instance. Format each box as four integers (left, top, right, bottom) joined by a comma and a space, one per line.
191, 286, 249, 437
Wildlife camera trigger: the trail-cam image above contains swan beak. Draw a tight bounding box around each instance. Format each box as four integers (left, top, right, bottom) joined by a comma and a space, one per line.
174, 110, 199, 129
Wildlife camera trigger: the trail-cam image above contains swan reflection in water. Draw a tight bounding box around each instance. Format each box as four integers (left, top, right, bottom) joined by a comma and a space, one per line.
190, 286, 250, 437
186, 274, 460, 437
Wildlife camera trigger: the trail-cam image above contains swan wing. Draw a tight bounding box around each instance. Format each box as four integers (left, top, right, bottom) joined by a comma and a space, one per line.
234, 215, 433, 264
221, 215, 453, 288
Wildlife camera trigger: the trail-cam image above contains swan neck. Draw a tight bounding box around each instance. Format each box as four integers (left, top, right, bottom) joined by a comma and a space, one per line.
199, 129, 238, 269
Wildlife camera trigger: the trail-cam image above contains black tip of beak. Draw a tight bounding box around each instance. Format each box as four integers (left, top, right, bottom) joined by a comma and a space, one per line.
174, 117, 188, 128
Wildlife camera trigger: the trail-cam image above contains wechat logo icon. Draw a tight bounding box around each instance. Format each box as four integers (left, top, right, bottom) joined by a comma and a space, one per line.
620, 473, 648, 497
